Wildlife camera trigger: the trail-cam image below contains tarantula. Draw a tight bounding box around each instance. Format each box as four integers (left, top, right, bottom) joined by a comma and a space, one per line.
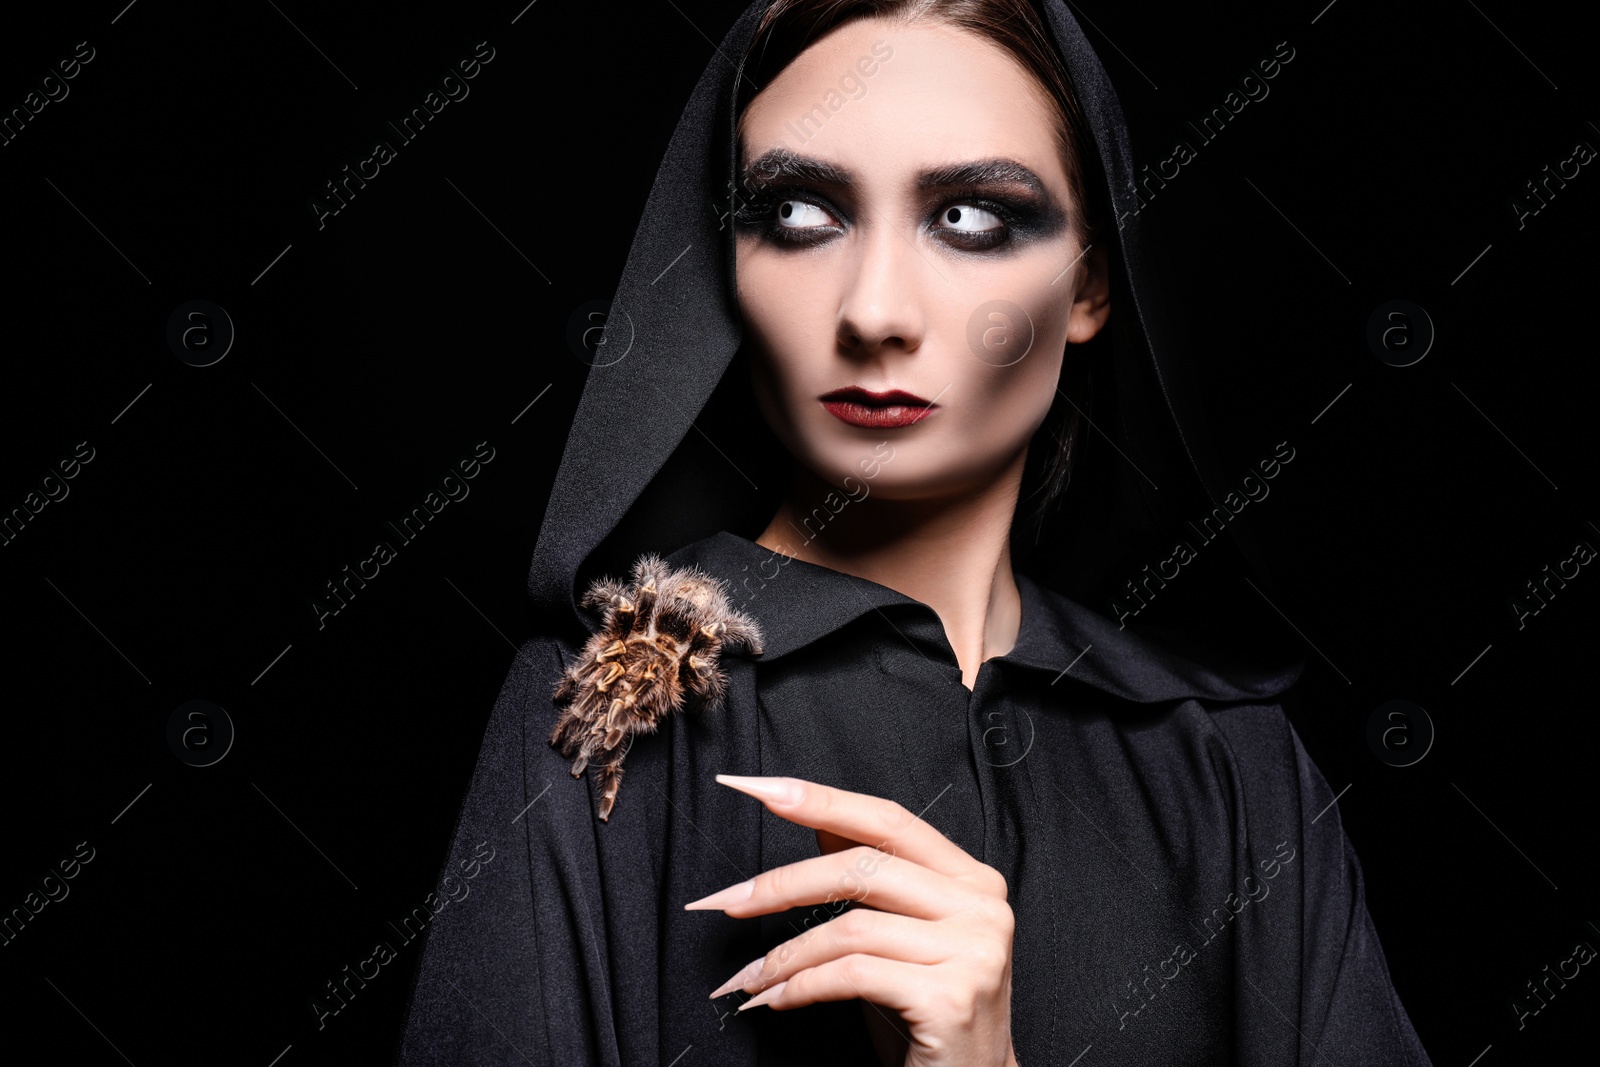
550, 554, 764, 822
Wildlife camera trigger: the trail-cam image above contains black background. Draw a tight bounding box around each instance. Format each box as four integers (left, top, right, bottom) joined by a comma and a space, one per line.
1, 1, 1595, 1064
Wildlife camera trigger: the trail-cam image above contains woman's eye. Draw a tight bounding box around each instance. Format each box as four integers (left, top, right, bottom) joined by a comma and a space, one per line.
775, 199, 836, 229
938, 203, 1005, 234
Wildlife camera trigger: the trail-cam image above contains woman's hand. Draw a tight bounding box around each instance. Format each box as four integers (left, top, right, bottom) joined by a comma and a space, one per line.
685, 774, 1020, 1067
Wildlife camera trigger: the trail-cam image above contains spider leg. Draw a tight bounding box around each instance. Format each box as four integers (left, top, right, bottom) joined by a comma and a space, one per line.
566, 705, 611, 778
611, 594, 639, 639
549, 673, 584, 748
718, 611, 765, 656
678, 643, 712, 699
550, 684, 598, 764
593, 738, 631, 822
676, 623, 735, 706
580, 577, 629, 615
602, 695, 630, 750
633, 576, 659, 631
631, 555, 673, 590
592, 660, 626, 691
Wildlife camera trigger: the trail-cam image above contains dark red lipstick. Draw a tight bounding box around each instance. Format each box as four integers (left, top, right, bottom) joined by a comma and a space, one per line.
818, 387, 939, 429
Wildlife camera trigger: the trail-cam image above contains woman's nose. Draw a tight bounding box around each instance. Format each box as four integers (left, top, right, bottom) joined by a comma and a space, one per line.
835, 218, 926, 356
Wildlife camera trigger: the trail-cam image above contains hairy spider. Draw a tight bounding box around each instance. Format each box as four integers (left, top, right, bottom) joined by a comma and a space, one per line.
550, 554, 764, 821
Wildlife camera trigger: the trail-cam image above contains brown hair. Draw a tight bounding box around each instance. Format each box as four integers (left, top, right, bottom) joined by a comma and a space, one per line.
734, 0, 1111, 529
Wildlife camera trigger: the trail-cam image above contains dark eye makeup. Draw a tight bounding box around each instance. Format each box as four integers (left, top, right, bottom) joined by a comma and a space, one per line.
731, 183, 1065, 253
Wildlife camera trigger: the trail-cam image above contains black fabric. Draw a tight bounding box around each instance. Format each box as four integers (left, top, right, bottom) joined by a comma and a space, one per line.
394, 531, 1430, 1064
394, 1, 1433, 1063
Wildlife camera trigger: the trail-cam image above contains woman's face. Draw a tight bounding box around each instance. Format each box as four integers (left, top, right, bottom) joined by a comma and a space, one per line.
735, 17, 1110, 504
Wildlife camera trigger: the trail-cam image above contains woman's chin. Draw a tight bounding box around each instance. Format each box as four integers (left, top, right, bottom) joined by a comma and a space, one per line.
804, 461, 996, 507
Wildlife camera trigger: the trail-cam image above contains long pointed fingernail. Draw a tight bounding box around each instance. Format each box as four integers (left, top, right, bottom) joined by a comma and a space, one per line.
684, 879, 755, 910
715, 775, 803, 805
710, 955, 768, 999
738, 979, 787, 1011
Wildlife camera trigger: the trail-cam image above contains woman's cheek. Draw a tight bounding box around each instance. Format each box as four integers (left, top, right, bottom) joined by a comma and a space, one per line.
986, 348, 1059, 428
742, 269, 823, 384
747, 350, 818, 472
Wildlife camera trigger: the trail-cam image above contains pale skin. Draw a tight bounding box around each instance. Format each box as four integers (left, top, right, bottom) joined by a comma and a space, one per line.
708, 13, 1113, 1067
737, 17, 1110, 691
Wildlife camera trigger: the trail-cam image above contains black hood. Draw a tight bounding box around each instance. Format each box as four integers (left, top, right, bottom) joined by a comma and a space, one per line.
527, 0, 1303, 682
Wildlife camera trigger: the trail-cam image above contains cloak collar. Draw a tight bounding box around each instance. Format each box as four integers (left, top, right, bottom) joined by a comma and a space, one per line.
665, 530, 1303, 705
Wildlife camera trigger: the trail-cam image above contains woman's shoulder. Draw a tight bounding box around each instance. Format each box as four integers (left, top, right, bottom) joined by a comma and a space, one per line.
475, 633, 573, 763
1012, 570, 1307, 707
1005, 573, 1317, 808
492, 632, 574, 703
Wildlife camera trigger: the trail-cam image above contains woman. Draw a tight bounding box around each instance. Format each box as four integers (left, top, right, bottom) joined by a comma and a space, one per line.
395, 1, 1432, 1064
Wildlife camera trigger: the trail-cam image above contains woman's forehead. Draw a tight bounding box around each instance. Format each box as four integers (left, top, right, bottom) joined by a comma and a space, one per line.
738, 20, 1069, 188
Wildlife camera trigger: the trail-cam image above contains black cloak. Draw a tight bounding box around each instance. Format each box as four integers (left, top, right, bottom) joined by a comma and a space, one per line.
394, 2, 1433, 1064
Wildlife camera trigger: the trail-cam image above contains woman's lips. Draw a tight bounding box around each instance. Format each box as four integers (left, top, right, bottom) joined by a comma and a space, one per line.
818, 388, 939, 429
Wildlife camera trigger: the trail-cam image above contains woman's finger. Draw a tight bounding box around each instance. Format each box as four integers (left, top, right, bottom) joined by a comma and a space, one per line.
712, 907, 955, 998
737, 952, 934, 1016
685, 843, 977, 920
713, 774, 1004, 892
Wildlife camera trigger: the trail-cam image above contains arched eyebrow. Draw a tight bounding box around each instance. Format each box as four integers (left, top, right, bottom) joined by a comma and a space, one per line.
918, 159, 1046, 196
738, 148, 1047, 196
739, 148, 852, 189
